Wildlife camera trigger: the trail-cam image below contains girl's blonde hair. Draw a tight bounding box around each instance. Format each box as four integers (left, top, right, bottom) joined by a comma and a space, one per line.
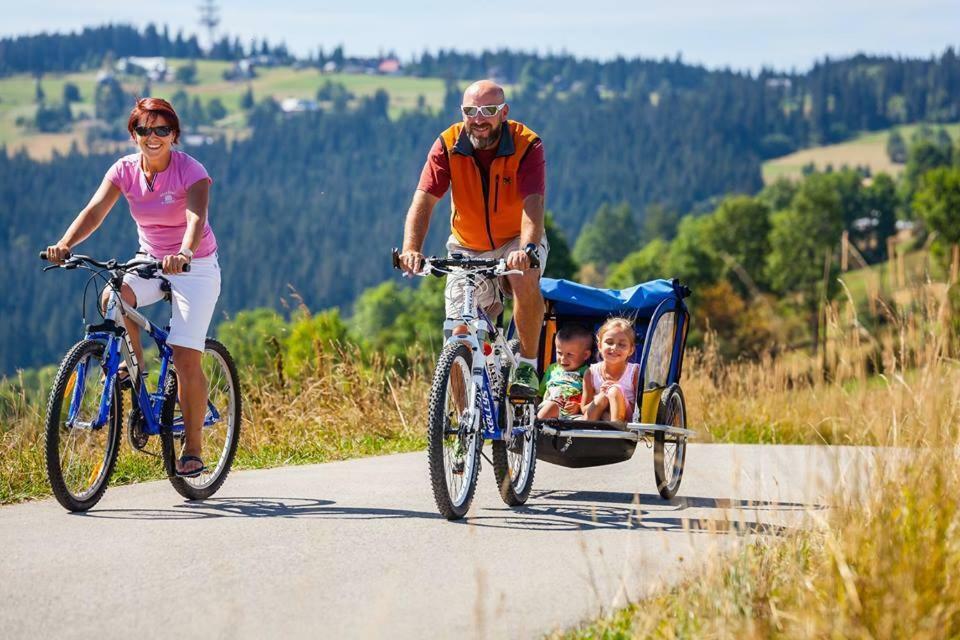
596, 317, 636, 347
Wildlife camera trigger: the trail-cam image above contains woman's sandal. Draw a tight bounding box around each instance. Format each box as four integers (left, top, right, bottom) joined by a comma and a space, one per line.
175, 455, 206, 478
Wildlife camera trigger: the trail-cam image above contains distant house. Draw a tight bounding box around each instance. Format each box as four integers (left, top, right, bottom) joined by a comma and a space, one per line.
115, 57, 169, 82
322, 60, 340, 74
765, 77, 792, 90
488, 66, 510, 84
378, 58, 401, 75
182, 134, 215, 146
342, 62, 370, 74
251, 54, 279, 67
224, 59, 257, 81
280, 98, 319, 113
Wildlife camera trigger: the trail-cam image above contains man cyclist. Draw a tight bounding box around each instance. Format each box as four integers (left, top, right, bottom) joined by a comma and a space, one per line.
399, 79, 547, 399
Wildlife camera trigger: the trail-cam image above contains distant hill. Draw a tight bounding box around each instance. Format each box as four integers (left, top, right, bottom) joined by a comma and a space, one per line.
0, 61, 448, 158
763, 123, 960, 183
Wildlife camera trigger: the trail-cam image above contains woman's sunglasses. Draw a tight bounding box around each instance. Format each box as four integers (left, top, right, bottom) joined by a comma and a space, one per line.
134, 125, 174, 137
460, 104, 505, 118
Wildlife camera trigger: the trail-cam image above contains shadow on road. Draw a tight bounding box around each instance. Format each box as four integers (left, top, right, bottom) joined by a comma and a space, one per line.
533, 489, 826, 511
71, 491, 821, 536
452, 489, 823, 534
74, 497, 443, 521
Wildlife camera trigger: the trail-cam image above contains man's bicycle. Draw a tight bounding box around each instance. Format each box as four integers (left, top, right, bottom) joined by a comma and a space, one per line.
39, 252, 241, 512
392, 248, 539, 520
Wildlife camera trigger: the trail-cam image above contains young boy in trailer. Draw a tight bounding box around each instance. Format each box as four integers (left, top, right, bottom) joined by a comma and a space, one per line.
537, 324, 594, 420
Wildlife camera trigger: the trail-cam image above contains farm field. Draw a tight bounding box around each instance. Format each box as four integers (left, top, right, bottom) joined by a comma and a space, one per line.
762, 122, 960, 183
0, 59, 448, 159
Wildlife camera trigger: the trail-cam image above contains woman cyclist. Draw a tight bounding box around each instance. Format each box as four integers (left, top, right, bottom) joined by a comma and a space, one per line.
44, 97, 220, 478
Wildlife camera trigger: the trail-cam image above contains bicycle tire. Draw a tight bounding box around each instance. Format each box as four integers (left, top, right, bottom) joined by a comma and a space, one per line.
44, 339, 123, 512
427, 341, 481, 520
162, 338, 242, 500
492, 339, 537, 506
653, 383, 687, 499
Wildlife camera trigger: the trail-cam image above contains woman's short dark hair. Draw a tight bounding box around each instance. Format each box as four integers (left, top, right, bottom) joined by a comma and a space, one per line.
127, 97, 181, 144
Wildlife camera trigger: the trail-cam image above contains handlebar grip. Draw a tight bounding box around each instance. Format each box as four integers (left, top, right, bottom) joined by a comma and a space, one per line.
524, 245, 541, 270
391, 248, 401, 270
182, 264, 191, 273
40, 250, 70, 261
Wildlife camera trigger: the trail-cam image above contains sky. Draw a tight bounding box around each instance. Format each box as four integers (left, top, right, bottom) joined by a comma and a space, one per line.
3, 0, 959, 73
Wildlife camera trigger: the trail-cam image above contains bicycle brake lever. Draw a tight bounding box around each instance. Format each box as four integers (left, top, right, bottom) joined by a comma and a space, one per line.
42, 264, 59, 272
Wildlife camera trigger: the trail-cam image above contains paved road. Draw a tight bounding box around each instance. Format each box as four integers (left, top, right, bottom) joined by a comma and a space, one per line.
0, 444, 871, 639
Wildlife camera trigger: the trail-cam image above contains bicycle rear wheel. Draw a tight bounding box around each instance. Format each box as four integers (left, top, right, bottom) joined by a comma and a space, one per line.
654, 384, 687, 499
428, 341, 481, 520
493, 339, 537, 506
44, 339, 123, 512
162, 339, 242, 500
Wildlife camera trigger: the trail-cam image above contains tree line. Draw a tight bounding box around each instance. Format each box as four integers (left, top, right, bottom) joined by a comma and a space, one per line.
0, 24, 294, 76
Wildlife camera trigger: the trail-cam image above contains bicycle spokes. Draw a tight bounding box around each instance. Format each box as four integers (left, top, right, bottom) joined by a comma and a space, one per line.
53, 348, 118, 503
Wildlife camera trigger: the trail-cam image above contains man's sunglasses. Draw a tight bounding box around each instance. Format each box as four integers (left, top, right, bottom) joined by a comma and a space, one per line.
461, 104, 506, 118
134, 125, 174, 137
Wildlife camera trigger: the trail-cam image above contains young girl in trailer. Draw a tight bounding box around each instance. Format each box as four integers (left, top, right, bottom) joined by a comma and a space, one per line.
582, 318, 640, 422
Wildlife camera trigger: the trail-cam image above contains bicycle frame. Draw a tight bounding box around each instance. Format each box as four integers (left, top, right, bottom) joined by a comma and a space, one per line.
67, 276, 220, 436
442, 271, 526, 443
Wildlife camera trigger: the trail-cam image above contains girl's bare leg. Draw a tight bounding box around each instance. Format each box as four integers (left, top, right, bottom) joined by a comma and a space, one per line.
584, 393, 609, 421
606, 386, 627, 422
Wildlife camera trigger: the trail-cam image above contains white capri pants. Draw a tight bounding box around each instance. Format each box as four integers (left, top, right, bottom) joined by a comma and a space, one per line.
123, 253, 222, 352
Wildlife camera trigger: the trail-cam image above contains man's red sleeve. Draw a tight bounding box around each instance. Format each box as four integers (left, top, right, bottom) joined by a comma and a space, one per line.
518, 140, 546, 199
416, 138, 450, 198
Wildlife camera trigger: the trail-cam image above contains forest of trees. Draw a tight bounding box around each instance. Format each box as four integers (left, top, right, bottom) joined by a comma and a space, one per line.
2, 26, 960, 373
0, 24, 294, 75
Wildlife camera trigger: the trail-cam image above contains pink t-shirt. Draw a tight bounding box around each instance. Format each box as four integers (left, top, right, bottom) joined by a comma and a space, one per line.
105, 150, 217, 259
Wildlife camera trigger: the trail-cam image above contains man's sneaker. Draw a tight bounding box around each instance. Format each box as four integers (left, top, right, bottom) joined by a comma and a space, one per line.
508, 362, 539, 400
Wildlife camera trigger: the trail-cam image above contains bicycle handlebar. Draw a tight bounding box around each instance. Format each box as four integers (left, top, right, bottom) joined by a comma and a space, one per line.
391, 247, 540, 275
40, 252, 190, 273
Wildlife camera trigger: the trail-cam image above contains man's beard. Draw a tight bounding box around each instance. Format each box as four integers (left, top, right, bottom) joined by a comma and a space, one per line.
467, 121, 503, 150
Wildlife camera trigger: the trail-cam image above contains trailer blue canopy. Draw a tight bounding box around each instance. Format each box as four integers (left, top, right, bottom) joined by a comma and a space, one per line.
539, 278, 689, 317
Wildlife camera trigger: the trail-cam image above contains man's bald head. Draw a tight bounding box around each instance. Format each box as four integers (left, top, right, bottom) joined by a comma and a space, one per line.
463, 80, 505, 105
461, 79, 509, 150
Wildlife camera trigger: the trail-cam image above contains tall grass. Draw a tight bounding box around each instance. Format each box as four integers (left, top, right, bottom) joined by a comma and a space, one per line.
563, 275, 960, 637
0, 344, 429, 504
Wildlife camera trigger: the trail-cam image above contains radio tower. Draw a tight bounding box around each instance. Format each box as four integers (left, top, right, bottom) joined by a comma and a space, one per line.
198, 0, 221, 50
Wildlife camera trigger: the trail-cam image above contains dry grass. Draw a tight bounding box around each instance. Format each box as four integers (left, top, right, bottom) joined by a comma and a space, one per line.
561, 277, 960, 638
0, 345, 429, 505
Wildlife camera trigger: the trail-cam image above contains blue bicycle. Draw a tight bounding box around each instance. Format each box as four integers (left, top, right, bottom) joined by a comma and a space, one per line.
393, 249, 538, 520
40, 252, 241, 512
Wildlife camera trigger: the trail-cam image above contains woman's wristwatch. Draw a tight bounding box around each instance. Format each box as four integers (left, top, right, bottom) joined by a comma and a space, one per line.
178, 247, 194, 261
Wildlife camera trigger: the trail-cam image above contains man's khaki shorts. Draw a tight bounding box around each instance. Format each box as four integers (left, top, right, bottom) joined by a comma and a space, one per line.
444, 235, 550, 320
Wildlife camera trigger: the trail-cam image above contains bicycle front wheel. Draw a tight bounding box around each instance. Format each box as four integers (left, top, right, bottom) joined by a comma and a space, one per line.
428, 341, 481, 520
162, 338, 242, 500
44, 339, 123, 512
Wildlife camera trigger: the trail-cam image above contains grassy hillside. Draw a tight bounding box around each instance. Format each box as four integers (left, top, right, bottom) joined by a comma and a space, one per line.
0, 60, 448, 159
762, 123, 960, 183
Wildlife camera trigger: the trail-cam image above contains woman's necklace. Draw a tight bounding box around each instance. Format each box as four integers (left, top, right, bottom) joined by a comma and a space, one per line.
141, 156, 157, 192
